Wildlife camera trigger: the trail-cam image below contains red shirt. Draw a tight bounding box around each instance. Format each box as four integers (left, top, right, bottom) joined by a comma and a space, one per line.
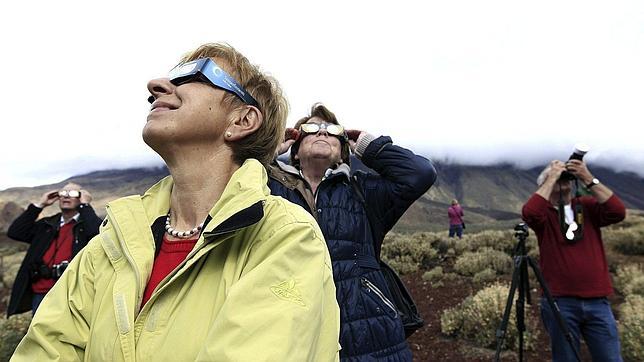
522, 193, 625, 297
141, 235, 198, 306
32, 220, 75, 293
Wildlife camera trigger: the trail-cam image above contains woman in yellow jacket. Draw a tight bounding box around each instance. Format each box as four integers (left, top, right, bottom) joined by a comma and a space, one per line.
12, 43, 340, 362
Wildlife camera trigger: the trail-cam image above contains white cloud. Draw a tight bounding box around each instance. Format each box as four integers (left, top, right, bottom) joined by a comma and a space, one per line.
1, 0, 643, 190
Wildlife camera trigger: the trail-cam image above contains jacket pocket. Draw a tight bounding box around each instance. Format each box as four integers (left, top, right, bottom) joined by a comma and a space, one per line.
360, 277, 398, 318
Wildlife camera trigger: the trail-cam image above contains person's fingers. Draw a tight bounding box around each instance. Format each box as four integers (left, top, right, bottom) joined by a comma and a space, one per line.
346, 129, 362, 142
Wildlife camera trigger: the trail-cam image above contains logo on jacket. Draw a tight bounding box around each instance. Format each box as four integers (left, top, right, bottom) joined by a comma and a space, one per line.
270, 279, 305, 307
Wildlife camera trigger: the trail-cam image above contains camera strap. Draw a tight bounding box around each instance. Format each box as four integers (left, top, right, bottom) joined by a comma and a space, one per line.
558, 180, 584, 243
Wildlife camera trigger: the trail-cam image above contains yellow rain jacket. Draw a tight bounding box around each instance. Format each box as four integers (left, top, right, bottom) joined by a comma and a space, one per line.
12, 160, 340, 361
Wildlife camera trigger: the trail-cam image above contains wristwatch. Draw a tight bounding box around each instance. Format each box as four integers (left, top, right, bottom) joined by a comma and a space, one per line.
586, 178, 600, 189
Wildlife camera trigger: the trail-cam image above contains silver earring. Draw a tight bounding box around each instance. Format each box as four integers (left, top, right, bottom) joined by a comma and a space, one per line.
225, 131, 232, 138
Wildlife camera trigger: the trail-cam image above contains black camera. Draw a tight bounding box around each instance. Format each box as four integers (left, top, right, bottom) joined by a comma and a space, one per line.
52, 261, 69, 279
559, 144, 589, 181
30, 260, 69, 280
514, 222, 529, 238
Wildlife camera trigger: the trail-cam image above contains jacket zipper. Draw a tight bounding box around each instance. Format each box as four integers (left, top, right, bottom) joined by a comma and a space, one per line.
361, 277, 398, 315
106, 207, 144, 313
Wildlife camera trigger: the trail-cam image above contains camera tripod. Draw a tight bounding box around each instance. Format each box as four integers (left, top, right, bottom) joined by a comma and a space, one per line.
494, 223, 580, 362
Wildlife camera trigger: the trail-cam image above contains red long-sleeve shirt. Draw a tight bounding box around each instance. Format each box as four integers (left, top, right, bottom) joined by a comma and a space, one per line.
522, 193, 625, 298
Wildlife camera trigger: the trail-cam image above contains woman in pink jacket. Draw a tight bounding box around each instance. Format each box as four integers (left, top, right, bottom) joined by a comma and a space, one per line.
448, 199, 465, 238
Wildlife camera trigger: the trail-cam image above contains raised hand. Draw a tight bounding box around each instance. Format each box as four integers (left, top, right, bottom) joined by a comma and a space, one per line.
79, 189, 93, 204
37, 190, 59, 208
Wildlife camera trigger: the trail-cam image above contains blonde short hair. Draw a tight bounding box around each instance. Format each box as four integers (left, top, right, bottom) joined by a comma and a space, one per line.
181, 43, 289, 166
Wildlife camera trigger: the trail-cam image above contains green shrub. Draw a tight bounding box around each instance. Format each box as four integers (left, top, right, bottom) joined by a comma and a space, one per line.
439, 283, 539, 351
454, 248, 512, 277
0, 313, 31, 360
431, 281, 444, 289
473, 268, 497, 284
614, 264, 644, 296
422, 267, 444, 282
386, 255, 419, 275
629, 278, 644, 296
444, 272, 459, 281
605, 228, 644, 255
438, 229, 538, 259
464, 230, 517, 255
619, 295, 644, 361
441, 304, 464, 336
381, 233, 440, 274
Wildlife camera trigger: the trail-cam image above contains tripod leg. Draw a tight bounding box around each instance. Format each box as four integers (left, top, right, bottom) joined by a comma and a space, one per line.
495, 256, 522, 362
516, 260, 527, 362
527, 257, 582, 362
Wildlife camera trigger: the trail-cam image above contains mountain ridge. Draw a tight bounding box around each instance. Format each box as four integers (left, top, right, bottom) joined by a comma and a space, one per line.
1, 162, 642, 233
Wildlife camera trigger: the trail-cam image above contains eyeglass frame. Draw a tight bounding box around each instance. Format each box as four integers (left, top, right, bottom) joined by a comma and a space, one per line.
168, 58, 259, 107
58, 190, 81, 198
298, 122, 348, 142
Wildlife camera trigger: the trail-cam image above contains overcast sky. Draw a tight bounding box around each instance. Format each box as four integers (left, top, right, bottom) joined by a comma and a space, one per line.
1, 0, 643, 190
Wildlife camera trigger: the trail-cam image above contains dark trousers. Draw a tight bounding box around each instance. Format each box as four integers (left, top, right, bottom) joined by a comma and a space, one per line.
449, 224, 463, 238
32, 293, 46, 315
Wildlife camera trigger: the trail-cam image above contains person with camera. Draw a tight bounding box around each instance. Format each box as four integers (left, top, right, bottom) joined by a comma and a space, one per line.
522, 159, 625, 361
12, 43, 340, 361
268, 103, 437, 361
6, 182, 101, 316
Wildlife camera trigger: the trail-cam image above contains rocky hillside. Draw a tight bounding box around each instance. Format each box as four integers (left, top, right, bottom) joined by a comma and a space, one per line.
1, 162, 643, 233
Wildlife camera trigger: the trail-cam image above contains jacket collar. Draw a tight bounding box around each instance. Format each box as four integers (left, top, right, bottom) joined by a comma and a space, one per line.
106, 159, 269, 265
43, 212, 83, 228
275, 160, 351, 181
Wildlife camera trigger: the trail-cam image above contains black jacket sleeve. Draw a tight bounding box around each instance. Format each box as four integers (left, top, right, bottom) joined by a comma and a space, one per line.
7, 204, 43, 243
359, 136, 437, 245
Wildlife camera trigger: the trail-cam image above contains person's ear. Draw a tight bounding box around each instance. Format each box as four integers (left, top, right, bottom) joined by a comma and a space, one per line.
225, 106, 263, 141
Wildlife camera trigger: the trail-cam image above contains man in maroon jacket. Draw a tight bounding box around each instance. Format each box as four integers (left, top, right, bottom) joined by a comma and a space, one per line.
522, 159, 625, 361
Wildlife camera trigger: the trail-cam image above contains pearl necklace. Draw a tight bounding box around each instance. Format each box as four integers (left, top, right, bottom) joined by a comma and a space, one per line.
165, 214, 204, 239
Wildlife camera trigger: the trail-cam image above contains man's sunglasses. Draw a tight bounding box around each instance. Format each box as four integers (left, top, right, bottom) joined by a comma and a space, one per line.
148, 58, 259, 107
58, 190, 81, 198
299, 123, 347, 140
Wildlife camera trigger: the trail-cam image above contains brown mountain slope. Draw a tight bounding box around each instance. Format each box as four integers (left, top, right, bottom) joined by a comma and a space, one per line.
1, 162, 642, 233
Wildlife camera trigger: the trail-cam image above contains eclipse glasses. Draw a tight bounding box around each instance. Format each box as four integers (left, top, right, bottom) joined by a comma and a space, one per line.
299, 123, 347, 141
148, 58, 259, 107
58, 190, 81, 198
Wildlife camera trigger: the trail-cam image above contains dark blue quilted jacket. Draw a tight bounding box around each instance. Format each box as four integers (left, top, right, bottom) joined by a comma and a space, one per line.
268, 136, 437, 361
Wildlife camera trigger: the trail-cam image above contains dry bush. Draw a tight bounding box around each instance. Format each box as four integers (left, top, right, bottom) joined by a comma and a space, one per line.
605, 228, 644, 255
454, 248, 513, 277
422, 266, 444, 282
440, 283, 539, 351
438, 230, 538, 259
386, 255, 419, 275
619, 295, 644, 362
381, 233, 439, 274
614, 264, 644, 297
463, 230, 518, 255
0, 313, 31, 360
473, 268, 497, 284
